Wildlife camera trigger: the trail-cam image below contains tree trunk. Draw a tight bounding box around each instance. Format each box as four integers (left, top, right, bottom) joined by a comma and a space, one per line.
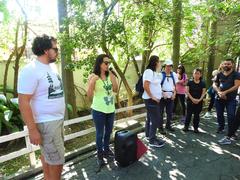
172, 0, 182, 70
207, 20, 217, 87
100, 0, 134, 111
3, 21, 20, 96
13, 21, 28, 97
57, 0, 78, 119
141, 20, 151, 75
200, 17, 210, 79
132, 56, 141, 77
3, 50, 16, 96
141, 50, 150, 75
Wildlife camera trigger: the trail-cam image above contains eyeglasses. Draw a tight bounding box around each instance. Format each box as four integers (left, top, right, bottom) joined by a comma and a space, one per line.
103, 61, 110, 65
51, 47, 58, 53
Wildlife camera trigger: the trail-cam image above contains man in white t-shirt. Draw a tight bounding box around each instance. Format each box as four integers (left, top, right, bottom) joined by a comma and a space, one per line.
159, 59, 178, 133
18, 35, 65, 180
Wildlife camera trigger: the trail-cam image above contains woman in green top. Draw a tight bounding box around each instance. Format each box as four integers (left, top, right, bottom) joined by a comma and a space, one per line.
87, 54, 118, 166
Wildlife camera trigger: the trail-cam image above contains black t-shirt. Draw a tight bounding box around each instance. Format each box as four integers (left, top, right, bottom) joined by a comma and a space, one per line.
215, 71, 240, 100
187, 80, 206, 100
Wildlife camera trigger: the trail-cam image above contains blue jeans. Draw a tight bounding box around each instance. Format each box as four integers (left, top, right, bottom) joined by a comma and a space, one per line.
92, 109, 115, 153
144, 99, 162, 142
215, 98, 237, 133
228, 104, 240, 137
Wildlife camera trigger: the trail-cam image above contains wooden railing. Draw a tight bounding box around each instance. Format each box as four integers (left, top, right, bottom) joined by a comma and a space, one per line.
0, 104, 146, 167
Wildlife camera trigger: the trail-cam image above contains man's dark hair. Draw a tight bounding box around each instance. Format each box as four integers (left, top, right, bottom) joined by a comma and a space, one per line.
193, 68, 203, 80
93, 54, 110, 77
32, 34, 56, 56
225, 58, 235, 64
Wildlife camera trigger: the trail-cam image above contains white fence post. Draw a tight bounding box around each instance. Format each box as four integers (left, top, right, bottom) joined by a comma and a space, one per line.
24, 126, 37, 168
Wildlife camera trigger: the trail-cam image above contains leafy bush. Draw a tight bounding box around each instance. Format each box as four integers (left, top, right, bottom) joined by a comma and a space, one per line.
0, 95, 23, 136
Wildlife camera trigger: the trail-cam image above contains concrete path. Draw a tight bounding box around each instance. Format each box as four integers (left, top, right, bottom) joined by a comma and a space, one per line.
32, 114, 240, 180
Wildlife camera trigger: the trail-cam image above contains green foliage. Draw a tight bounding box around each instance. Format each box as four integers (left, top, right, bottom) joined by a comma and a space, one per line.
0, 85, 14, 96
181, 0, 240, 66
60, 0, 175, 78
67, 103, 73, 113
0, 0, 10, 23
0, 95, 23, 136
59, 0, 239, 85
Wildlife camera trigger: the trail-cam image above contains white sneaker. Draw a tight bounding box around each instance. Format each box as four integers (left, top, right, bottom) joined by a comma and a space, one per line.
145, 137, 150, 142
203, 112, 211, 118
218, 137, 231, 145
149, 139, 166, 148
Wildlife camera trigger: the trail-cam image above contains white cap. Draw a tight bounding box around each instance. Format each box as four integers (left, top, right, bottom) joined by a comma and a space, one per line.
164, 59, 173, 65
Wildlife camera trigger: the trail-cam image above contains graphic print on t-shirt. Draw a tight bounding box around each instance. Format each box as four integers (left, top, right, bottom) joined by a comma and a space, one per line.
104, 96, 113, 105
47, 73, 64, 99
102, 80, 113, 106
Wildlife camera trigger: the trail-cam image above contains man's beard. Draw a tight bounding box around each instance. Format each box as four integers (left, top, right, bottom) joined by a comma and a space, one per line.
49, 59, 56, 63
223, 67, 231, 71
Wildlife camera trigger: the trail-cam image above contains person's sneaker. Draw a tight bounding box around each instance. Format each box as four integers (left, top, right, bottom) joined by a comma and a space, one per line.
159, 128, 167, 135
97, 152, 105, 166
149, 139, 166, 148
166, 127, 175, 132
182, 127, 189, 132
216, 129, 225, 134
180, 116, 185, 124
203, 112, 211, 118
145, 136, 150, 141
103, 149, 115, 158
218, 137, 231, 145
194, 129, 199, 133
97, 158, 105, 166
230, 134, 238, 141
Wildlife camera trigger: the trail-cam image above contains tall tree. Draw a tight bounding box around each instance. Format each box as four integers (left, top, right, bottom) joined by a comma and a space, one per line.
99, 0, 135, 108
207, 20, 217, 86
172, 0, 182, 70
3, 0, 27, 97
57, 0, 77, 118
13, 21, 27, 97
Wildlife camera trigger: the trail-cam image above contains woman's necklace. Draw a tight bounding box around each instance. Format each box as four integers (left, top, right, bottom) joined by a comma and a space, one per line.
101, 77, 112, 96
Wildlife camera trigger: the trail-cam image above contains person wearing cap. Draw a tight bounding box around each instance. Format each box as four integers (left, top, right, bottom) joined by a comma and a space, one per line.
159, 59, 178, 133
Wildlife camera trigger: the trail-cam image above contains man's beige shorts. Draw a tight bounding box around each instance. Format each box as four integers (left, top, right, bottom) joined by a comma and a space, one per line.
37, 120, 65, 165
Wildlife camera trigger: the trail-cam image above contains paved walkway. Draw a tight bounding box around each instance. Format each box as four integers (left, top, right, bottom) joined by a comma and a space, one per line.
32, 113, 240, 180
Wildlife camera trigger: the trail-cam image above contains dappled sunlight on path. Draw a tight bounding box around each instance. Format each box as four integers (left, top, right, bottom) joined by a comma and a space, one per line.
33, 113, 240, 180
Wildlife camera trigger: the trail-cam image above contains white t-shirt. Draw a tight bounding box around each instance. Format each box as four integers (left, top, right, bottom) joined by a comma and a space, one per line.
142, 69, 162, 100
161, 71, 179, 98
18, 60, 65, 123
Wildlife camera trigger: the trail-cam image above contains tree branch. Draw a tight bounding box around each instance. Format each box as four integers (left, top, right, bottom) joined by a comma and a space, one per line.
151, 43, 172, 52
15, 0, 27, 21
